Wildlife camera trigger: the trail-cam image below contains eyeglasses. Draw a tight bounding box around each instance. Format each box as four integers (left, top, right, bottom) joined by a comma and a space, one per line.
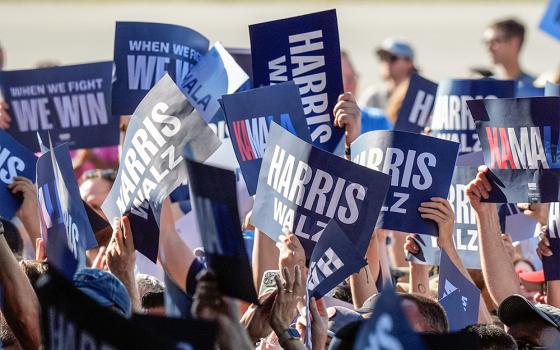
80, 169, 117, 183
482, 36, 510, 47
516, 340, 549, 350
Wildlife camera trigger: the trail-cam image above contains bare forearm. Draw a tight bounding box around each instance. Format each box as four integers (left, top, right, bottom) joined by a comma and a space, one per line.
252, 229, 279, 291
409, 263, 430, 297
477, 207, 521, 306
0, 235, 41, 348
349, 266, 376, 308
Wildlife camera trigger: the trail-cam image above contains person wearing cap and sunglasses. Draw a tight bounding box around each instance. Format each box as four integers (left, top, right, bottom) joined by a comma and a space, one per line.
358, 38, 416, 111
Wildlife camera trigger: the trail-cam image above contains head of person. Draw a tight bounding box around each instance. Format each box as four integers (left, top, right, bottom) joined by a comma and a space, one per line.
483, 18, 526, 65
79, 169, 116, 220
136, 274, 165, 315
359, 293, 448, 333
376, 38, 415, 84
0, 312, 19, 350
341, 51, 359, 95
73, 268, 131, 318
463, 324, 517, 350
499, 294, 560, 348
1, 218, 23, 259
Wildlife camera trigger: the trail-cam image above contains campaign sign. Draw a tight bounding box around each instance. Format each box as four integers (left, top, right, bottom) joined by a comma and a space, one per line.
227, 47, 253, 82
0, 62, 116, 152
468, 97, 560, 203
0, 130, 37, 219
252, 123, 391, 256
186, 159, 258, 304
546, 81, 560, 97
249, 9, 344, 152
438, 250, 480, 331
540, 0, 560, 41
132, 314, 217, 350
112, 21, 209, 115
221, 81, 311, 195
394, 74, 438, 134
102, 74, 221, 226
543, 202, 560, 281
354, 286, 427, 350
408, 166, 482, 269
164, 273, 193, 320
351, 130, 459, 236
124, 200, 159, 263
37, 143, 97, 279
36, 269, 177, 349
500, 203, 538, 242
429, 79, 515, 155
179, 42, 248, 123
307, 219, 367, 299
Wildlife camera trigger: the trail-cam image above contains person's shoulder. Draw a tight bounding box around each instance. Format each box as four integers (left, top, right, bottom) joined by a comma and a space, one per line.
358, 85, 389, 108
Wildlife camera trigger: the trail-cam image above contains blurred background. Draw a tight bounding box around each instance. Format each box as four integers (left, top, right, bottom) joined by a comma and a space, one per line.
0, 1, 559, 95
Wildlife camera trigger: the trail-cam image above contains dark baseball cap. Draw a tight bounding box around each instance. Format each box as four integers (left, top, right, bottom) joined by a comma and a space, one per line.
73, 268, 132, 317
498, 294, 560, 329
327, 306, 363, 337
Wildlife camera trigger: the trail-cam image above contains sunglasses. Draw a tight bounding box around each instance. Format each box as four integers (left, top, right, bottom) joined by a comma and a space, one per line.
80, 169, 117, 183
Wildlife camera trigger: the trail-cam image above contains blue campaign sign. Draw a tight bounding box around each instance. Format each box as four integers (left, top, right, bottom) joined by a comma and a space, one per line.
546, 81, 560, 96
179, 42, 249, 123
500, 203, 538, 242
102, 74, 221, 227
540, 0, 560, 41
429, 78, 515, 155
36, 143, 97, 279
0, 130, 37, 219
307, 218, 366, 299
438, 250, 480, 331
351, 130, 459, 236
226, 47, 253, 83
252, 123, 391, 257
468, 97, 560, 203
408, 166, 482, 269
249, 9, 344, 152
186, 159, 258, 304
112, 21, 209, 116
354, 286, 427, 350
124, 200, 160, 263
394, 73, 438, 134
543, 202, 560, 281
0, 62, 116, 152
221, 81, 311, 195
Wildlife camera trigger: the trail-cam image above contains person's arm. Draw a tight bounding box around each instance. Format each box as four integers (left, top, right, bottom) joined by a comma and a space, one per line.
0, 225, 41, 349
404, 234, 431, 298
158, 198, 196, 293
349, 229, 381, 308
252, 227, 279, 291
333, 92, 361, 160
420, 197, 492, 323
537, 226, 560, 308
106, 216, 141, 313
310, 298, 328, 350
8, 176, 41, 249
466, 167, 521, 306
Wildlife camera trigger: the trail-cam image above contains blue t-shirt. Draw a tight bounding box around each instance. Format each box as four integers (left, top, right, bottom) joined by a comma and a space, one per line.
515, 72, 541, 97
361, 107, 392, 133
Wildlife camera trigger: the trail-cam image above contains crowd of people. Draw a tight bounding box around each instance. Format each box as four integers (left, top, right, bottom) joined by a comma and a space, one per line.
0, 12, 559, 350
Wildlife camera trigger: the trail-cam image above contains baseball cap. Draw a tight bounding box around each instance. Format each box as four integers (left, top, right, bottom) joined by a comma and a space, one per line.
498, 294, 560, 329
327, 306, 363, 337
376, 38, 415, 60
518, 269, 545, 284
73, 268, 132, 317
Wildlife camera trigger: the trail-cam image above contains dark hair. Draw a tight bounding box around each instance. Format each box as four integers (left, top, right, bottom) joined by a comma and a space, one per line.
491, 18, 526, 47
136, 275, 165, 309
1, 218, 23, 258
463, 324, 517, 350
332, 282, 353, 305
19, 260, 49, 288
0, 313, 17, 348
401, 293, 449, 333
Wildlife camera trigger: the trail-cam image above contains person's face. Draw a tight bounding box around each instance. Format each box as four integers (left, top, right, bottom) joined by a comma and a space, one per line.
79, 178, 112, 220
508, 323, 560, 348
341, 55, 358, 95
483, 27, 519, 65
378, 53, 413, 82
